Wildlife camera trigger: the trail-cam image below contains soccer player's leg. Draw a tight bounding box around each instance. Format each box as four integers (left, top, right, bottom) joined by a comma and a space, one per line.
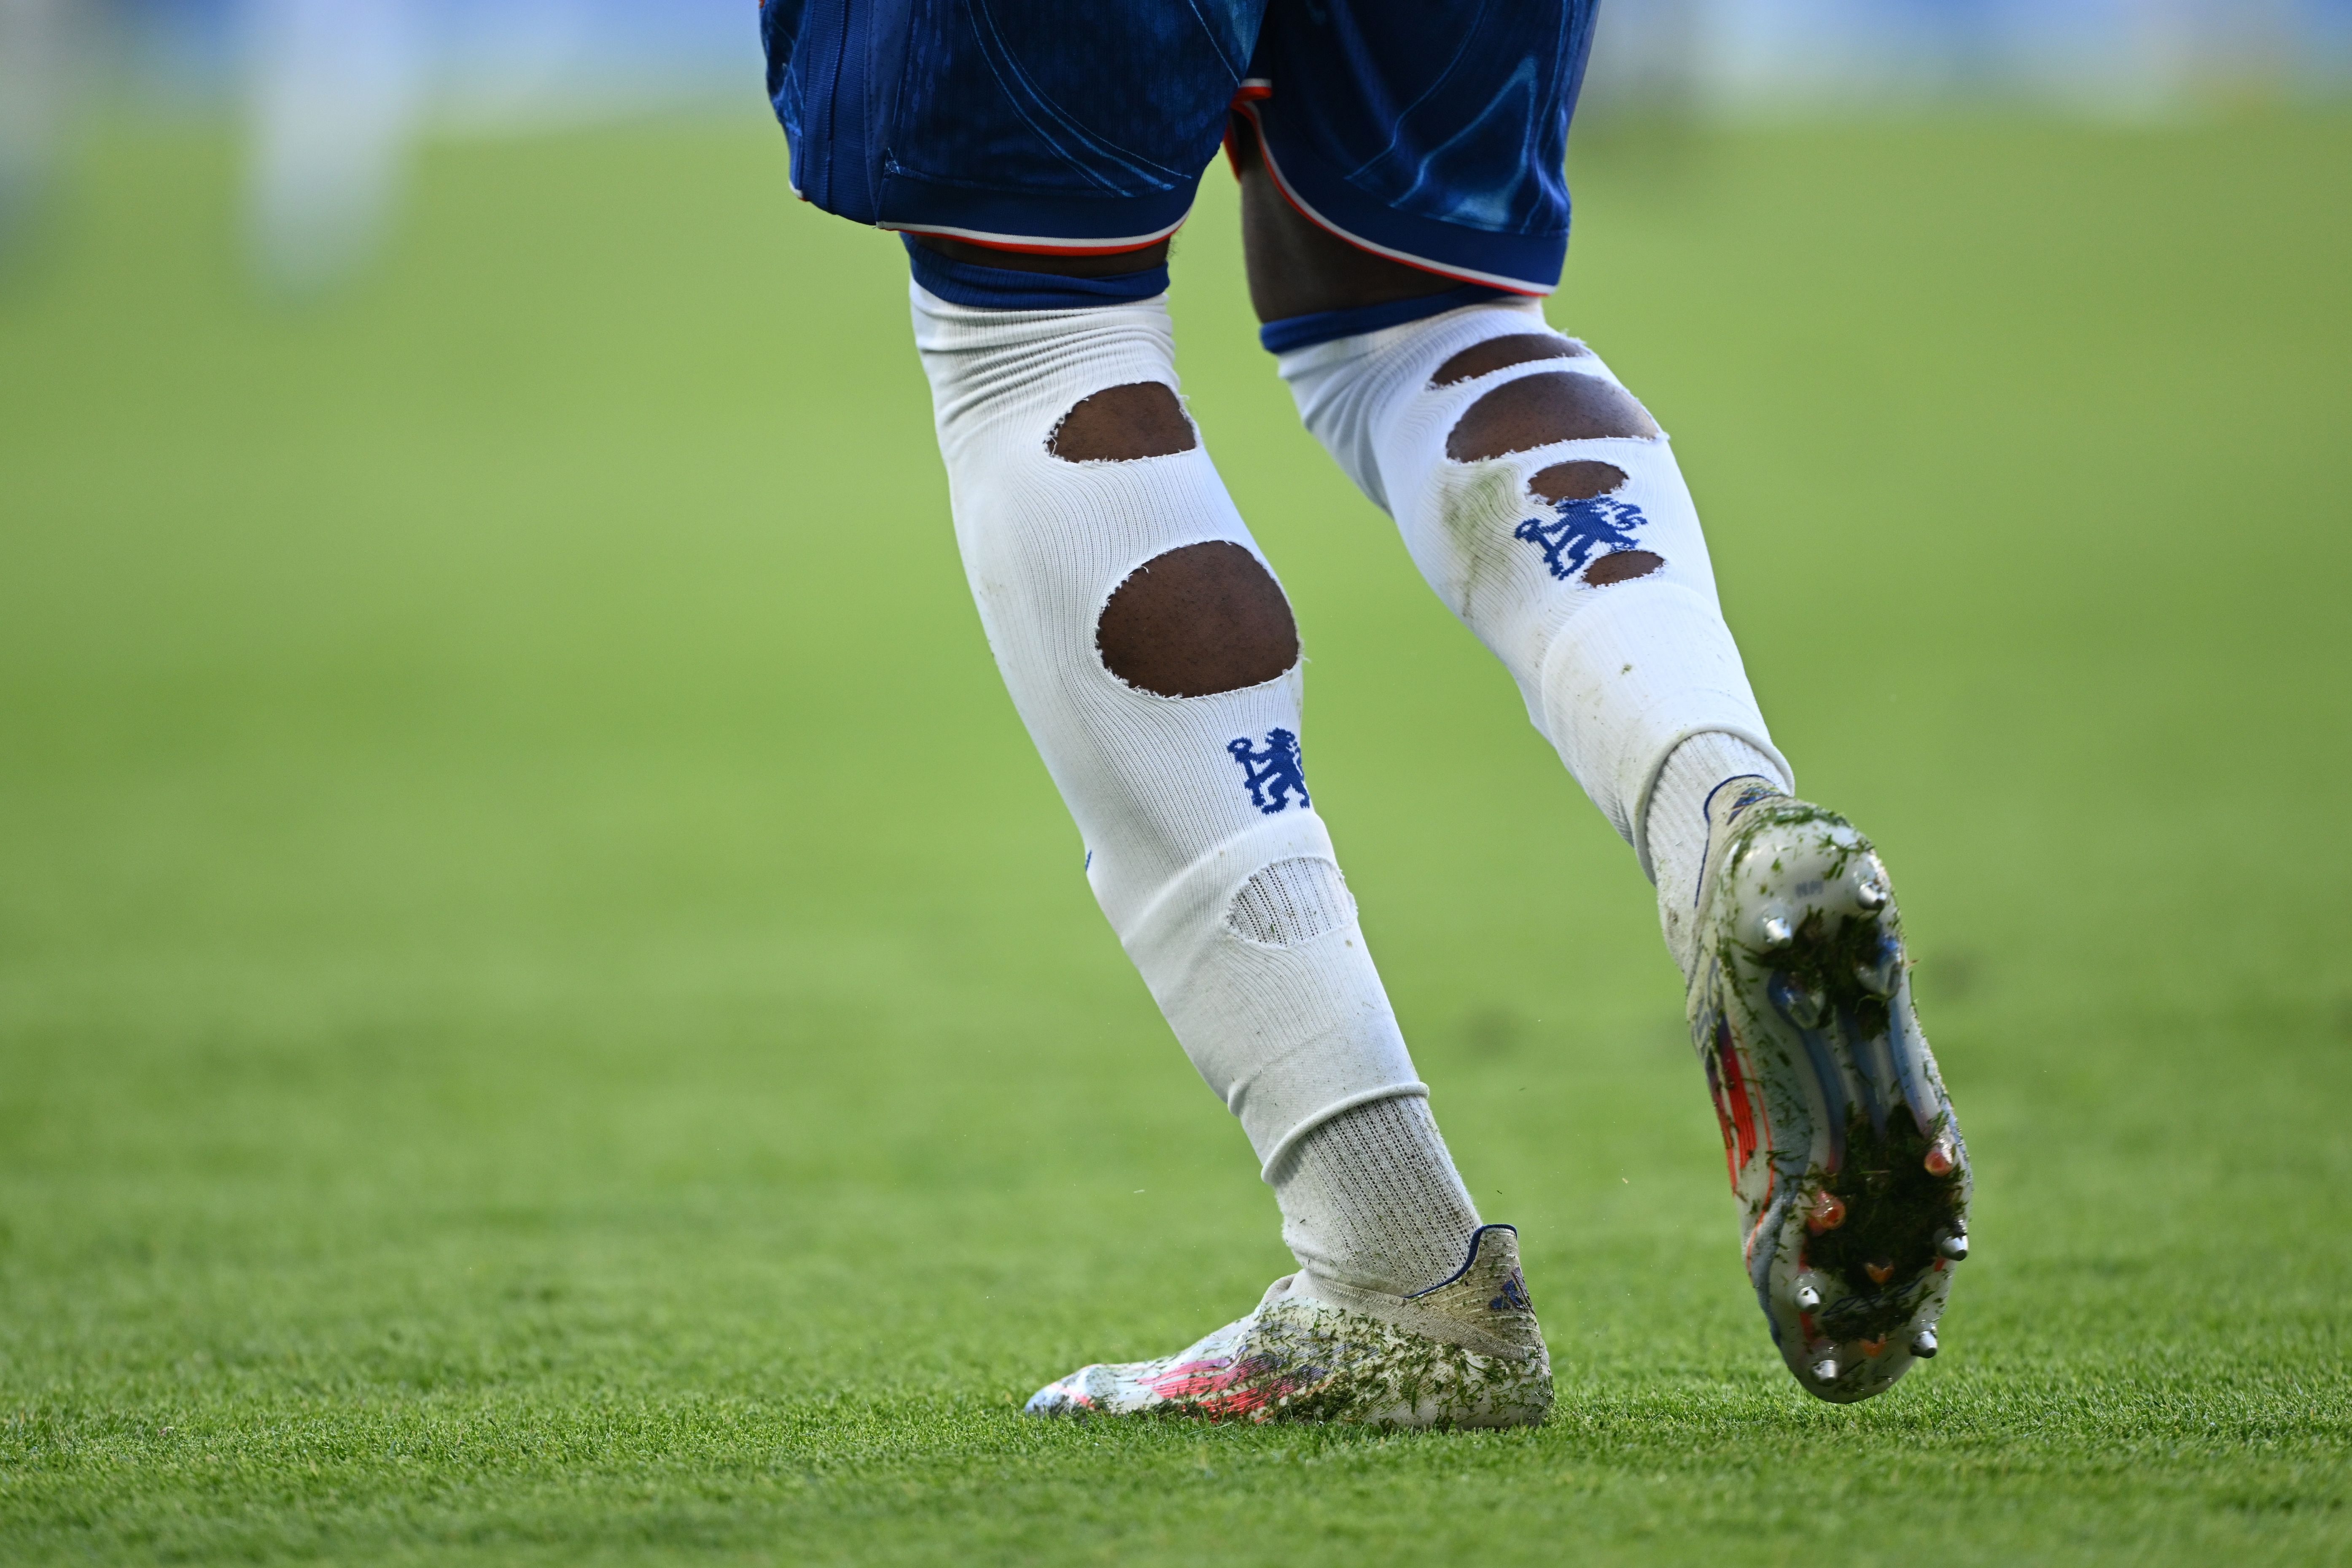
1234, 7, 1970, 1401
760, 0, 1549, 1425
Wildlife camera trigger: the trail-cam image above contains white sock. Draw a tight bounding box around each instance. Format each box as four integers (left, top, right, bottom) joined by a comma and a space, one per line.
1644, 731, 1788, 980
1272, 1095, 1482, 1298
1278, 303, 1790, 876
909, 284, 1473, 1267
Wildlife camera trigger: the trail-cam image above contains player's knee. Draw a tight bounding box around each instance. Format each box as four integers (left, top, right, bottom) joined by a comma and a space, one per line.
1097, 541, 1300, 697
1050, 382, 1198, 463
1446, 372, 1659, 462
1431, 332, 1590, 387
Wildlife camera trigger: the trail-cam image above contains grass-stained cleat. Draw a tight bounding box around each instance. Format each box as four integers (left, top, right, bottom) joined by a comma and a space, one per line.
1022, 1224, 1550, 1427
1688, 791, 1971, 1403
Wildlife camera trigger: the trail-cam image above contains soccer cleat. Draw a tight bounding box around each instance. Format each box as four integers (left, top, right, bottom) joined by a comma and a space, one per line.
1688, 793, 1971, 1403
1022, 1224, 1550, 1426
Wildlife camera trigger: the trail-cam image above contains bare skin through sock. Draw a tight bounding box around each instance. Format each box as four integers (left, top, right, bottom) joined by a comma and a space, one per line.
916, 141, 1497, 1317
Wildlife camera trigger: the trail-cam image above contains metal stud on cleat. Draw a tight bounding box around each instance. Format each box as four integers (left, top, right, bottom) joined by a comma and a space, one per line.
1771, 971, 1827, 1028
1910, 1327, 1939, 1358
1855, 933, 1901, 998
1689, 799, 1967, 1404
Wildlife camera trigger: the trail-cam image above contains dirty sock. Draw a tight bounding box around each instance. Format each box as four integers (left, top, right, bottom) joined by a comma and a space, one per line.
911, 284, 1482, 1269
1270, 1094, 1483, 1299
1276, 304, 1788, 881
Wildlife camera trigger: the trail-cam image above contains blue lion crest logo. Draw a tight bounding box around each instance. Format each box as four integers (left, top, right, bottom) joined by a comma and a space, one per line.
1514, 495, 1648, 581
1227, 728, 1311, 815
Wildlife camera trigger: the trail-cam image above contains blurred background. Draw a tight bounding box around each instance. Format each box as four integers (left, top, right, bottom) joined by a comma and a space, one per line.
0, 2, 2347, 1561
3, 0, 2350, 286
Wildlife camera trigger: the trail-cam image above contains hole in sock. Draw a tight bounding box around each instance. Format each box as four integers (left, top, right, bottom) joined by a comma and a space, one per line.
1048, 382, 1197, 462
1430, 332, 1589, 387
1446, 372, 1660, 461
1583, 550, 1664, 586
1228, 857, 1356, 946
1529, 459, 1627, 503
1097, 541, 1299, 697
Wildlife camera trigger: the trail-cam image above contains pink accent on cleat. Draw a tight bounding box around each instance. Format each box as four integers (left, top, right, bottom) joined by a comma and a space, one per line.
1022, 1228, 1551, 1427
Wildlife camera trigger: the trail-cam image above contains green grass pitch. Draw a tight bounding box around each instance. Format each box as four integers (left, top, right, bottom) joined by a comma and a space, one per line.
0, 108, 2347, 1564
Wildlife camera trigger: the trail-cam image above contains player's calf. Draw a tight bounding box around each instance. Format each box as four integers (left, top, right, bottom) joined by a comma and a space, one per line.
912, 283, 1529, 1369
1049, 381, 1198, 463
1277, 302, 1784, 858
1275, 301, 1970, 1399
1095, 539, 1297, 698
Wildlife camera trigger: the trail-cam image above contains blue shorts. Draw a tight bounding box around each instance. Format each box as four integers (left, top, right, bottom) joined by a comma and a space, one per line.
759, 0, 1601, 298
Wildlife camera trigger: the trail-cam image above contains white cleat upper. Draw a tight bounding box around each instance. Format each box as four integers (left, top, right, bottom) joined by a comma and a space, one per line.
1023, 1224, 1551, 1427
1687, 792, 1972, 1403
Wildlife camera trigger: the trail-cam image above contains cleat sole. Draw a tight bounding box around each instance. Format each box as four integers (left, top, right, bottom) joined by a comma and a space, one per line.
1691, 799, 1972, 1404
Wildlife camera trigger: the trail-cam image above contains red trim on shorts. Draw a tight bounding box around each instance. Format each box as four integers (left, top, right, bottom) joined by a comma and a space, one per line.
1223, 80, 1274, 180
887, 226, 1179, 257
